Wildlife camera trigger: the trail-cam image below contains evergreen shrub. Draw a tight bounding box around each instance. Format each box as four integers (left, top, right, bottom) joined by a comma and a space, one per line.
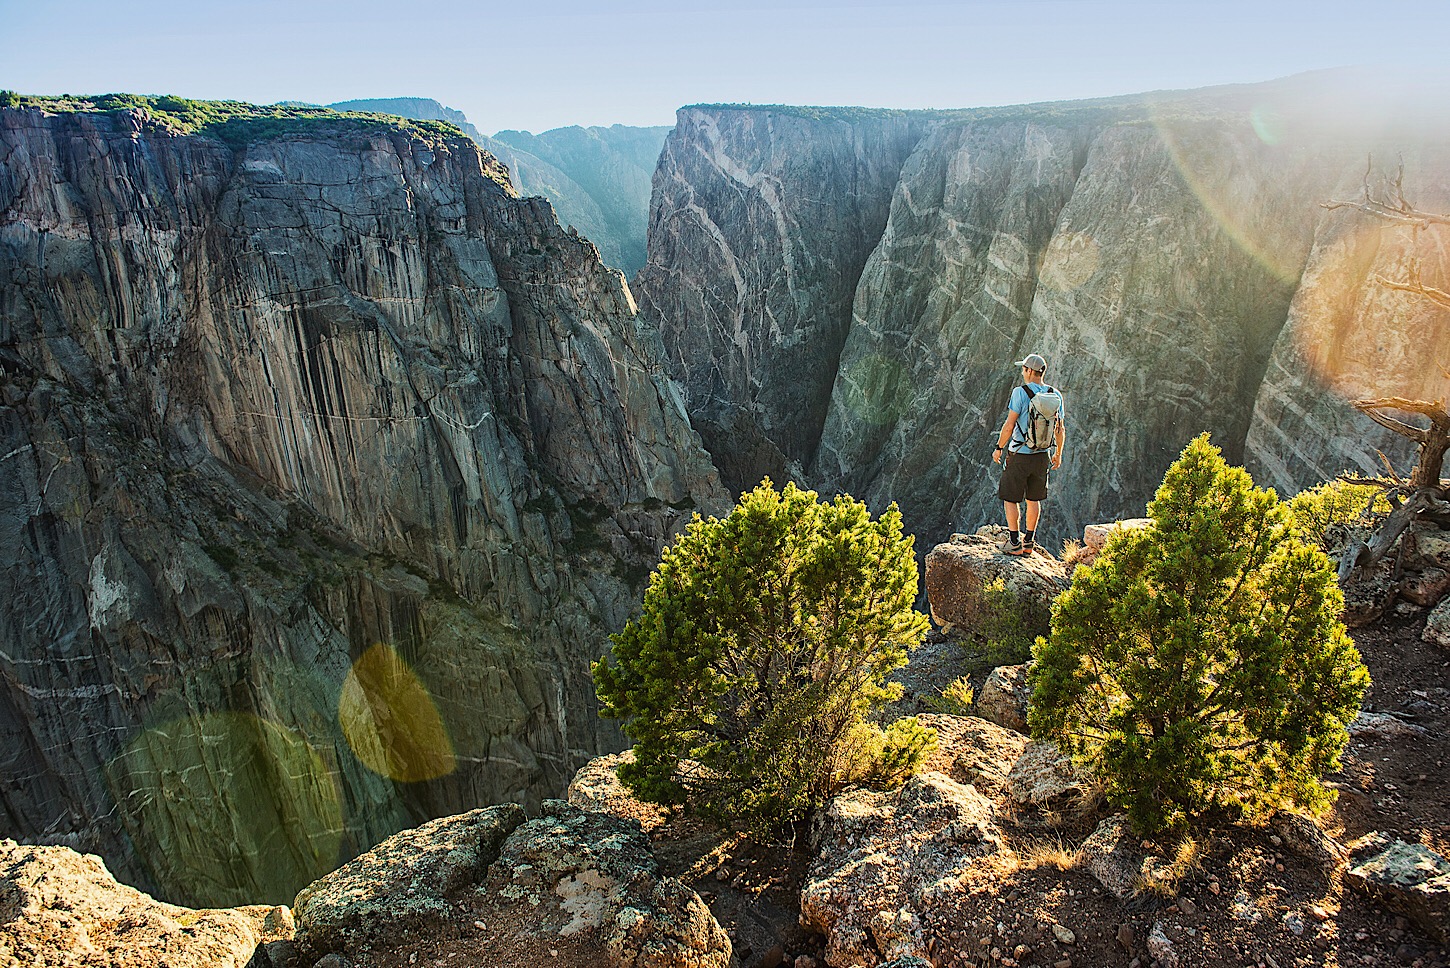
1029, 435, 1370, 833
592, 480, 934, 834
1284, 479, 1389, 552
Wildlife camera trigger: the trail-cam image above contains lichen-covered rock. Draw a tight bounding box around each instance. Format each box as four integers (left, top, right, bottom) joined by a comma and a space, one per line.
1081, 816, 1174, 899
1006, 740, 1098, 825
292, 805, 524, 960
801, 773, 1013, 967
0, 839, 289, 967
976, 662, 1035, 734
1409, 529, 1450, 571
1271, 812, 1347, 873
567, 751, 669, 831
1426, 596, 1450, 649
924, 532, 1068, 635
915, 714, 1029, 798
478, 801, 730, 968
1344, 833, 1450, 943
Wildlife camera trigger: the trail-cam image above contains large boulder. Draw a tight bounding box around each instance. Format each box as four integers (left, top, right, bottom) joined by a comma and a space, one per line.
0, 839, 290, 968
566, 751, 670, 831
1006, 740, 1099, 825
476, 802, 730, 968
1344, 833, 1450, 944
976, 662, 1034, 734
292, 804, 524, 960
915, 714, 1029, 798
1406, 526, 1450, 571
923, 531, 1069, 635
801, 773, 1013, 967
1080, 816, 1176, 900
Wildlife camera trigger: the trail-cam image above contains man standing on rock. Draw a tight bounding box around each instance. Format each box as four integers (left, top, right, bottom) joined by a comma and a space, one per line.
991, 353, 1065, 556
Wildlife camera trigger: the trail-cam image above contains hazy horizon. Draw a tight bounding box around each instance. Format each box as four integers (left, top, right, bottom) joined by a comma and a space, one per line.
5, 0, 1450, 134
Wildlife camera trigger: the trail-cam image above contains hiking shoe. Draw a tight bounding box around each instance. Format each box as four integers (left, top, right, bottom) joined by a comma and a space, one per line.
1021, 539, 1037, 555
1000, 536, 1025, 556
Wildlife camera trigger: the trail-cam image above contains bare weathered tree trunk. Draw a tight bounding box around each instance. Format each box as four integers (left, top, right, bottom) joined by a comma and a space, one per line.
1341, 399, 1450, 583
1354, 397, 1450, 491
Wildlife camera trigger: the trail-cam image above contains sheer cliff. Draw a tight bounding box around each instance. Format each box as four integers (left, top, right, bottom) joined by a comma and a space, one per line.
632, 106, 940, 493
636, 78, 1450, 544
0, 100, 724, 908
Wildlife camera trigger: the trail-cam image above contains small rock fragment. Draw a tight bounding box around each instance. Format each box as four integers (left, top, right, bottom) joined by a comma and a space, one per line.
1147, 921, 1176, 968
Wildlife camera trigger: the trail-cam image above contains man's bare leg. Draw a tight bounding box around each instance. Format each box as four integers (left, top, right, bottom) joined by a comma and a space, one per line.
1003, 501, 1020, 532
1025, 500, 1041, 532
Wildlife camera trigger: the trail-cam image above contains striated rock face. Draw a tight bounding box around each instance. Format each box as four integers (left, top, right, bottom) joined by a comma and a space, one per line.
633, 106, 936, 493
0, 104, 724, 907
641, 79, 1450, 545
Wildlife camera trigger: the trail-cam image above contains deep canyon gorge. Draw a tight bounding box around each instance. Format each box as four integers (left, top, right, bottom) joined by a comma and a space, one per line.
2, 71, 1449, 910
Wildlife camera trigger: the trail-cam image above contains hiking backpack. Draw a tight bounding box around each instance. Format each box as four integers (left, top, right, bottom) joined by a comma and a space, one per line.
1022, 385, 1062, 451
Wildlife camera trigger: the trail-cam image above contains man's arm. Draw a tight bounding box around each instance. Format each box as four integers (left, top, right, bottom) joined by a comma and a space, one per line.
993, 412, 1018, 465
1052, 416, 1065, 470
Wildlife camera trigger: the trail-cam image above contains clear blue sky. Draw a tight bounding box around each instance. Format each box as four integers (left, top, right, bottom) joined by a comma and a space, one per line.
3, 0, 1444, 134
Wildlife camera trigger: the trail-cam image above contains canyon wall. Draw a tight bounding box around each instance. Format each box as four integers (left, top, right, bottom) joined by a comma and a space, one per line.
636, 80, 1450, 545
0, 104, 724, 907
633, 106, 938, 493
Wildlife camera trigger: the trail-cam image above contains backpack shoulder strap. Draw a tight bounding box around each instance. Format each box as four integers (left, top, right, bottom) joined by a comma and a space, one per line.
1023, 384, 1037, 400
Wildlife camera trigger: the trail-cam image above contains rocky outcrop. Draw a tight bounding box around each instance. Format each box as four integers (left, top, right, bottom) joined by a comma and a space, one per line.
565, 751, 669, 831
291, 800, 730, 968
914, 713, 1028, 798
0, 102, 724, 907
801, 772, 1014, 967
923, 530, 1068, 635
476, 802, 730, 968
0, 839, 292, 967
633, 105, 937, 492
1427, 597, 1450, 649
292, 805, 524, 959
975, 662, 1035, 734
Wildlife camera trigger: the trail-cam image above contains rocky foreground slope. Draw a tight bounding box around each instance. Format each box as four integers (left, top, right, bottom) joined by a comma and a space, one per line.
634, 74, 1450, 544
0, 99, 724, 907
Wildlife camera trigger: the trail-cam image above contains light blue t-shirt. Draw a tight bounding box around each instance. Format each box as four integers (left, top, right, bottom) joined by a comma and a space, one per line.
1007, 382, 1064, 455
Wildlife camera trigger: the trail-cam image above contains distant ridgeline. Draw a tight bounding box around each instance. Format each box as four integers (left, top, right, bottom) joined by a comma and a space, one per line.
327, 97, 669, 276
0, 92, 723, 909
633, 71, 1450, 546
5, 92, 468, 146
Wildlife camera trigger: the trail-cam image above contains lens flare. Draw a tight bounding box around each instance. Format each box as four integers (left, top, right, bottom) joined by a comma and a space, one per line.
1250, 105, 1287, 146
1288, 215, 1450, 401
339, 643, 456, 783
1147, 98, 1304, 285
106, 712, 343, 906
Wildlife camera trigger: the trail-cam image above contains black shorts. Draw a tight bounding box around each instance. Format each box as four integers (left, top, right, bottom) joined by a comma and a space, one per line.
998, 450, 1050, 502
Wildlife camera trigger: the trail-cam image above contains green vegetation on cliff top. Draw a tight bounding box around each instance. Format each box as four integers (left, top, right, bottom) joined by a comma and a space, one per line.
0, 91, 469, 146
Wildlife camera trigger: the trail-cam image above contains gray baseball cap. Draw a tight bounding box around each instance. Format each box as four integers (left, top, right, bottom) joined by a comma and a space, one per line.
1013, 353, 1047, 372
